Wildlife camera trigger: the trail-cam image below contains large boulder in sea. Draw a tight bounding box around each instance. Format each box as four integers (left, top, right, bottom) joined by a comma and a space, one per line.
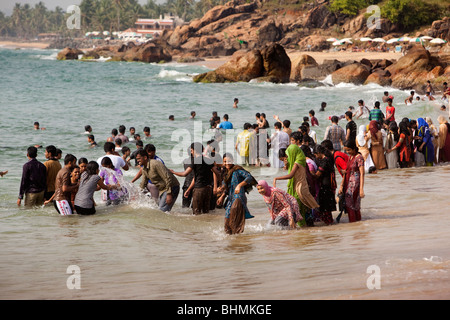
57, 47, 83, 60
192, 70, 228, 83
331, 63, 370, 85
123, 41, 172, 63
215, 49, 264, 82
259, 43, 291, 83
193, 43, 291, 83
193, 49, 263, 83
364, 69, 392, 86
301, 59, 343, 81
290, 54, 318, 82
385, 45, 446, 92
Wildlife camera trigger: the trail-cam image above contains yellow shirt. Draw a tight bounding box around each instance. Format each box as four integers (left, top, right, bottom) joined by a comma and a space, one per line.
237, 130, 252, 157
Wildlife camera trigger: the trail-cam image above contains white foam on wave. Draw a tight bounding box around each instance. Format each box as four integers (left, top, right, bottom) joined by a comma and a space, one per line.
335, 82, 362, 89
321, 74, 334, 86
157, 69, 192, 82
31, 52, 58, 60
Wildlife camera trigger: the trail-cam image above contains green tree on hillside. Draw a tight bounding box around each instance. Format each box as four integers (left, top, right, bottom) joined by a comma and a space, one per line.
330, 0, 382, 16
381, 0, 443, 31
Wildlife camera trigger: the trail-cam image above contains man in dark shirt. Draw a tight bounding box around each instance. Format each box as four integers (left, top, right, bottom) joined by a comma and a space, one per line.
18, 146, 47, 207
345, 111, 357, 145
171, 142, 217, 215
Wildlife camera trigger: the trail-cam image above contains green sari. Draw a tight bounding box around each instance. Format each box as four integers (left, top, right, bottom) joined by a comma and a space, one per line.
285, 144, 308, 226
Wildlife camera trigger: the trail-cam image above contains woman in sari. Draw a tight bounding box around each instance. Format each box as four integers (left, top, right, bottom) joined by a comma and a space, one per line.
257, 180, 302, 229
437, 115, 450, 163
217, 153, 256, 235
367, 120, 387, 170
426, 117, 439, 164
384, 121, 399, 169
386, 121, 411, 168
356, 125, 375, 172
339, 141, 365, 223
311, 145, 337, 225
416, 118, 435, 166
273, 144, 319, 226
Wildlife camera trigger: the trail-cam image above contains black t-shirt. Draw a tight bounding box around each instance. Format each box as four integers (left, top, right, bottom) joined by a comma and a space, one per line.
187, 156, 214, 188
346, 120, 357, 143
130, 149, 140, 166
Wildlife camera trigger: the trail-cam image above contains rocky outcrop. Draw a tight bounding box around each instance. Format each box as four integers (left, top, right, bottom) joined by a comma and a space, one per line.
364, 69, 392, 86
290, 54, 319, 81
122, 41, 172, 63
214, 49, 263, 82
300, 59, 344, 81
424, 17, 450, 42
385, 45, 446, 92
331, 63, 370, 85
195, 42, 447, 91
259, 43, 291, 83
193, 43, 290, 83
56, 47, 83, 60
57, 39, 172, 63
165, 0, 266, 57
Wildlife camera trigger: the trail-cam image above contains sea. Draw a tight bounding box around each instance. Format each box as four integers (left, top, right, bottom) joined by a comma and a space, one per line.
0, 46, 449, 301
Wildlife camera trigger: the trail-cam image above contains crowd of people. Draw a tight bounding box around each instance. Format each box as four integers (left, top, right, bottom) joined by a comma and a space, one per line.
13, 91, 450, 235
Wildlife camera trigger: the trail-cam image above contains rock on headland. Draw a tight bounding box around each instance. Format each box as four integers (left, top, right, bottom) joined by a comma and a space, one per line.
193, 43, 448, 93
193, 43, 291, 84
57, 39, 172, 63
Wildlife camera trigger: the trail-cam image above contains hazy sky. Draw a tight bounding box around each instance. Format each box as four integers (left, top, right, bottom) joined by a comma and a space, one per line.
0, 0, 155, 15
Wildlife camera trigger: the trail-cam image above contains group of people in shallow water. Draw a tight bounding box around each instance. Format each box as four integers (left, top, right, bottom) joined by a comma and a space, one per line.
14, 93, 450, 234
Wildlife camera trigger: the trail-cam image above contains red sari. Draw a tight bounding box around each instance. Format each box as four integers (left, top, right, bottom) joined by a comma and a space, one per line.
343, 154, 364, 222
395, 133, 411, 167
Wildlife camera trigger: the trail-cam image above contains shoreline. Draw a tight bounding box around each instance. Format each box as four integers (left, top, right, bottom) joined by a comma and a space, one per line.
175, 50, 404, 70
0, 40, 50, 49
0, 39, 403, 69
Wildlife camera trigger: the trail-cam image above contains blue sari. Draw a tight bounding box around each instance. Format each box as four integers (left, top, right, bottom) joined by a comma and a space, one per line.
224, 167, 255, 220
417, 118, 435, 165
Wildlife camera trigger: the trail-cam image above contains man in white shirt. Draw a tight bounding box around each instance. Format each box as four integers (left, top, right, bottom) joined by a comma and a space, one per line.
268, 122, 290, 168
97, 142, 129, 172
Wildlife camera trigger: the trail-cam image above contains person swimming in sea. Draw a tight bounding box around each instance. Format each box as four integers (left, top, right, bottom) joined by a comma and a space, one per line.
233, 98, 239, 109
405, 91, 415, 105
34, 122, 46, 130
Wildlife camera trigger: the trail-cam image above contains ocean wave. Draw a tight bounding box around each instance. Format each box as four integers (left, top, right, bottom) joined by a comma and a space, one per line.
30, 52, 58, 60
157, 69, 192, 82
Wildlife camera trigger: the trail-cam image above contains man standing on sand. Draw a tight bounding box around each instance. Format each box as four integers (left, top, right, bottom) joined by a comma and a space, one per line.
18, 146, 47, 208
